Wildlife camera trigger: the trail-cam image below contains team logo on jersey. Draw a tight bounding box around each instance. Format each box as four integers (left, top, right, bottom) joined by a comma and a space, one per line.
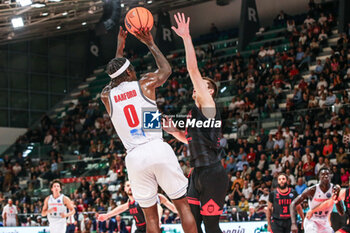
289, 193, 294, 198
326, 193, 331, 198
143, 108, 161, 130
57, 199, 61, 203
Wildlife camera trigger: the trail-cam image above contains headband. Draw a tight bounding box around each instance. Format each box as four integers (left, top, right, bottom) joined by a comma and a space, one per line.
109, 59, 130, 79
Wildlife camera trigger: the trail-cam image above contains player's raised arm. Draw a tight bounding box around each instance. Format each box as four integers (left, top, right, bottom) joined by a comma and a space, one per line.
290, 186, 316, 233
136, 28, 172, 92
172, 12, 215, 117
97, 203, 129, 222
116, 26, 128, 58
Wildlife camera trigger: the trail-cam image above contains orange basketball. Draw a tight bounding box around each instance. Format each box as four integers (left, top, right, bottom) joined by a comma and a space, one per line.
124, 7, 154, 36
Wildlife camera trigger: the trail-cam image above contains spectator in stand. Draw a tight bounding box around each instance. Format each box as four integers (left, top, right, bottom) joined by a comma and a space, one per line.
295, 177, 307, 195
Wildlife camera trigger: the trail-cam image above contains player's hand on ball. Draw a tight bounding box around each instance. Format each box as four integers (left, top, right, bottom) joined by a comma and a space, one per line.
97, 214, 108, 222
135, 28, 154, 46
118, 26, 128, 41
171, 12, 190, 39
306, 211, 313, 220
291, 223, 298, 233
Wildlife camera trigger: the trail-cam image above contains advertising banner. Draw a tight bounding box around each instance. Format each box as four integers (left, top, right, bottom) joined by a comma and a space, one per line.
162, 221, 268, 233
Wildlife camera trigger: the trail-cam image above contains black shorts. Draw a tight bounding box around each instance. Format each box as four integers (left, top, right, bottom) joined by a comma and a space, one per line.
338, 225, 350, 233
187, 162, 228, 216
135, 228, 146, 233
271, 218, 291, 233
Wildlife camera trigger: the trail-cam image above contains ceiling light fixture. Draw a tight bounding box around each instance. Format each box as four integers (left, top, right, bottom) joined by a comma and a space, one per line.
57, 26, 61, 29
121, 3, 124, 7
48, 0, 61, 2
82, 22, 87, 26
11, 17, 24, 28
62, 12, 68, 16
147, 0, 152, 4
41, 12, 49, 16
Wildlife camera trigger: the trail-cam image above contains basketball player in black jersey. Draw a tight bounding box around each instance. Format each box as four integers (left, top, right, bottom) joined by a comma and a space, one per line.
97, 181, 178, 233
164, 13, 228, 233
267, 173, 304, 233
306, 185, 348, 233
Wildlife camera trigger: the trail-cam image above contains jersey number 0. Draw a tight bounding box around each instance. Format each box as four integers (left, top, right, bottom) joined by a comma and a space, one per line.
123, 105, 139, 127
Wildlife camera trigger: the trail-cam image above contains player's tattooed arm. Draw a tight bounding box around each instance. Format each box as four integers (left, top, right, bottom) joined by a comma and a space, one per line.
100, 84, 112, 115
136, 28, 172, 91
116, 26, 127, 58
290, 186, 316, 233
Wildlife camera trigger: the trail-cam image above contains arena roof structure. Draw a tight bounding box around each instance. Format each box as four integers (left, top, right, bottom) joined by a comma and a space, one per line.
0, 0, 210, 45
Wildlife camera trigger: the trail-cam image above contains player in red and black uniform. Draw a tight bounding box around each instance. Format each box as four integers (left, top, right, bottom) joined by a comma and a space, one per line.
97, 181, 178, 233
164, 13, 228, 233
306, 185, 348, 233
267, 173, 304, 233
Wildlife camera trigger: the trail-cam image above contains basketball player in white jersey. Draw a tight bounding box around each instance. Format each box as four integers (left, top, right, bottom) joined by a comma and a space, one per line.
290, 167, 344, 233
42, 179, 75, 233
100, 27, 197, 233
2, 198, 18, 226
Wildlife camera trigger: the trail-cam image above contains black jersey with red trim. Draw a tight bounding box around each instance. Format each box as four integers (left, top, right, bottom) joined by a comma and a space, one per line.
185, 104, 221, 168
268, 188, 298, 219
128, 200, 146, 230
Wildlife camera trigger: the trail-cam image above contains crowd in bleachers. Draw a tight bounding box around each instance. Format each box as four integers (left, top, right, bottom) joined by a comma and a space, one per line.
0, 0, 350, 230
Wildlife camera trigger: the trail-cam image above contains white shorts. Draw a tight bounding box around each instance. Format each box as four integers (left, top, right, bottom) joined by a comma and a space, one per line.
304, 217, 334, 233
49, 220, 67, 233
125, 139, 188, 207
5, 219, 16, 226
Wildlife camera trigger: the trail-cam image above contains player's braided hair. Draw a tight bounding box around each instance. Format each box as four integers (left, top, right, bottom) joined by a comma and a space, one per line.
106, 58, 135, 85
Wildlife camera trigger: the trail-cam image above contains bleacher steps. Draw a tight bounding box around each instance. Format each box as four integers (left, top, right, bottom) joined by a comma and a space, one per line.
93, 68, 104, 74
70, 91, 80, 97
78, 84, 89, 89
328, 36, 340, 45
86, 76, 96, 82
54, 107, 65, 112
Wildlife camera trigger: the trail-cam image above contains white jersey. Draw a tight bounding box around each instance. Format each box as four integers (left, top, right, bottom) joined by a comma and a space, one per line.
308, 183, 333, 220
109, 81, 162, 152
2, 204, 17, 222
47, 194, 67, 224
